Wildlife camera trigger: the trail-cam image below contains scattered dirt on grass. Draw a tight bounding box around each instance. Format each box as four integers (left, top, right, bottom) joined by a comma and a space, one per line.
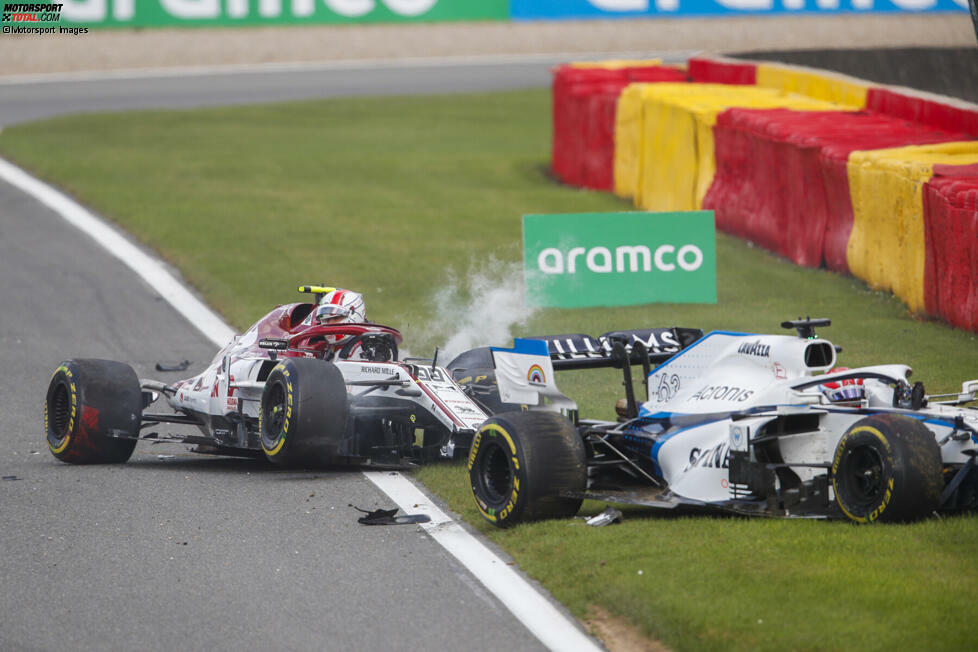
585, 605, 671, 652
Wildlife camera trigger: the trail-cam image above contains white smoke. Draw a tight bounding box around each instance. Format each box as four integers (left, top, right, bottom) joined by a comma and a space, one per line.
413, 258, 538, 363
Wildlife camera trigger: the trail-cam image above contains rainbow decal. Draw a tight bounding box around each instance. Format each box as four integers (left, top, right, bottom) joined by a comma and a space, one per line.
527, 364, 546, 386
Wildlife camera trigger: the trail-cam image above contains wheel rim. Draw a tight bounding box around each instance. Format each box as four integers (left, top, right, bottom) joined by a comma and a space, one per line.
50, 382, 71, 439
839, 445, 884, 505
263, 381, 287, 438
479, 441, 513, 505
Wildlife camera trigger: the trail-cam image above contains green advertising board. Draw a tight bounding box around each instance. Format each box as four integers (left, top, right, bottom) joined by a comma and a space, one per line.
523, 211, 717, 308
47, 0, 507, 28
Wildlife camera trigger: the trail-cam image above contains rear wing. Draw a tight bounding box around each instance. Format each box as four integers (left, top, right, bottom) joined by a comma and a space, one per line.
446, 327, 704, 420
526, 328, 703, 371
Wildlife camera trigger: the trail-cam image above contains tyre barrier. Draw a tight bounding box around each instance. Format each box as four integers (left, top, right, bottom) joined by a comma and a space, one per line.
551, 55, 978, 332
867, 87, 978, 139
551, 61, 687, 191
847, 142, 978, 315
615, 83, 842, 212
755, 62, 869, 108
705, 108, 963, 271
687, 56, 756, 85
924, 164, 978, 331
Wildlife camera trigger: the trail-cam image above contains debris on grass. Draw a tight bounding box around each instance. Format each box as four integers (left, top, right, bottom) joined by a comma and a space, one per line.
586, 507, 623, 527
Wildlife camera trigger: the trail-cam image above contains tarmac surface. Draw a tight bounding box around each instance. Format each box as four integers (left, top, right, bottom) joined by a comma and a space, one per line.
0, 56, 606, 128
0, 174, 551, 652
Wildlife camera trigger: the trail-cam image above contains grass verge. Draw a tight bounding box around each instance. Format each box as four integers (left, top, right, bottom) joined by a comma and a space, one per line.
3, 90, 977, 651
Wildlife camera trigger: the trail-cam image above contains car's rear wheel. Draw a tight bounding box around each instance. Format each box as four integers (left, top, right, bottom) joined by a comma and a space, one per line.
468, 411, 586, 527
831, 414, 942, 523
45, 359, 141, 464
260, 358, 348, 466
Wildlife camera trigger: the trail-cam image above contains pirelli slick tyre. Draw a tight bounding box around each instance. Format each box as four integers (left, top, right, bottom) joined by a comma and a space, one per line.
831, 414, 942, 523
468, 411, 586, 528
44, 359, 141, 464
259, 358, 348, 466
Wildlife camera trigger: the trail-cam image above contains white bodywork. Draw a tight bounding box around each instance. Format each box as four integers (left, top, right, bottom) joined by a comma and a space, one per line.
502, 331, 978, 508
161, 318, 486, 450
642, 332, 978, 504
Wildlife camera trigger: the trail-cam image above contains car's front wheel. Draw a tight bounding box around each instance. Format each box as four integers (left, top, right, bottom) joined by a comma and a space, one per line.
831, 414, 942, 523
468, 411, 586, 527
260, 358, 348, 466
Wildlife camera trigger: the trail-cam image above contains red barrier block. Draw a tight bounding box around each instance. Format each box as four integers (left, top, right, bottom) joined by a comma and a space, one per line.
704, 108, 963, 271
923, 166, 978, 331
934, 163, 978, 178
688, 57, 757, 86
582, 86, 622, 191
552, 67, 626, 186
867, 88, 978, 140
551, 65, 687, 190
706, 109, 833, 265
556, 76, 618, 186
582, 67, 688, 191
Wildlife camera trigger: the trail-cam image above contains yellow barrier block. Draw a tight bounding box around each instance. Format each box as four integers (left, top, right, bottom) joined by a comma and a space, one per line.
623, 83, 843, 212
613, 84, 651, 199
756, 63, 868, 109
570, 59, 662, 69
847, 142, 978, 314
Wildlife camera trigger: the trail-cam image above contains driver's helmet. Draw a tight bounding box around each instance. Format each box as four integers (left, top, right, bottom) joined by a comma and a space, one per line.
819, 367, 865, 403
315, 289, 366, 329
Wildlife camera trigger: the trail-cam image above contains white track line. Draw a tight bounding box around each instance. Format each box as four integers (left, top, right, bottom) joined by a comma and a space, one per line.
0, 158, 235, 347
0, 156, 601, 652
364, 470, 601, 652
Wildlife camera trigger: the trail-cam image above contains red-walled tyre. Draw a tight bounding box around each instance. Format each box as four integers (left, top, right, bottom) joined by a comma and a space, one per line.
45, 359, 141, 464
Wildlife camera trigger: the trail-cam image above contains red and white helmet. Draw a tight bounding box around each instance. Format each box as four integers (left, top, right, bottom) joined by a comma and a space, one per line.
315, 289, 366, 326
819, 367, 865, 403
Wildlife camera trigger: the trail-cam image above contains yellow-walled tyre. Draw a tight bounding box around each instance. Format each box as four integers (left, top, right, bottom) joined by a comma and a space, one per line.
468, 411, 586, 528
44, 359, 141, 464
259, 358, 348, 466
831, 414, 942, 523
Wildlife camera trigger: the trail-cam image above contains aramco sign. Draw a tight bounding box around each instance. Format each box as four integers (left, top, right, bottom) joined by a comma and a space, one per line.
522, 211, 717, 308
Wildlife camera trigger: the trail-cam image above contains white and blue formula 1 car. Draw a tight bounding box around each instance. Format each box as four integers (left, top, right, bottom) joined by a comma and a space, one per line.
454, 319, 978, 526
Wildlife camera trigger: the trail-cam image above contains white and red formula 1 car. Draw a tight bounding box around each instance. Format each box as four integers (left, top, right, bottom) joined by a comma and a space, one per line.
44, 286, 486, 467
